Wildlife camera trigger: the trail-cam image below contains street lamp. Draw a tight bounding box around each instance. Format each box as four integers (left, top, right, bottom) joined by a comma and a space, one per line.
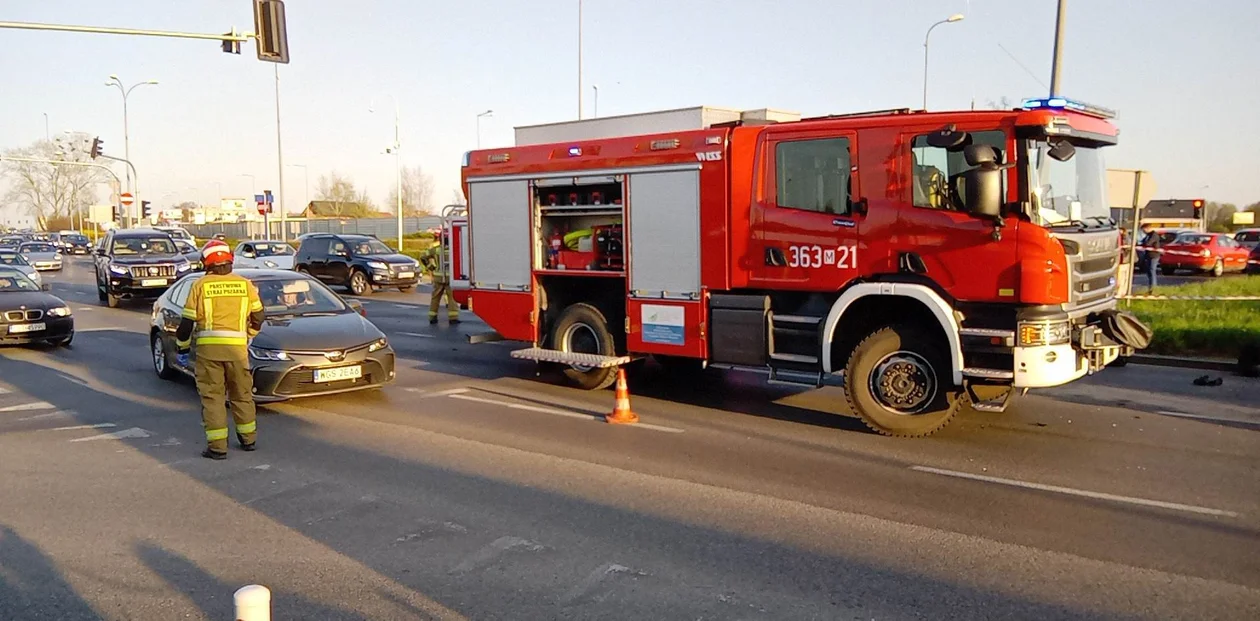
476, 110, 493, 148
370, 94, 403, 252
577, 0, 583, 119
105, 75, 158, 225
922, 14, 964, 110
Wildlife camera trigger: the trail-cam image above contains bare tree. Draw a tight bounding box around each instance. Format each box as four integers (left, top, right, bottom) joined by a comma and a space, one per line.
985, 96, 1015, 110
386, 165, 436, 216
314, 171, 362, 216
450, 188, 466, 206
1, 137, 108, 230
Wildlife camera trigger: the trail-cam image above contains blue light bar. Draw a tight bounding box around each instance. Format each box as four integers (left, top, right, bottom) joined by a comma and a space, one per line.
568, 146, 583, 157
1021, 97, 1116, 119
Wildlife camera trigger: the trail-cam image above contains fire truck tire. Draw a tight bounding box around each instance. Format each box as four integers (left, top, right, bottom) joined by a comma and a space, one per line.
550, 303, 618, 390
844, 324, 962, 437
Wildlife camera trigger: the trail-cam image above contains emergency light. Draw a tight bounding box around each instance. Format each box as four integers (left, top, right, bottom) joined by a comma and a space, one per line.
1021, 97, 1116, 119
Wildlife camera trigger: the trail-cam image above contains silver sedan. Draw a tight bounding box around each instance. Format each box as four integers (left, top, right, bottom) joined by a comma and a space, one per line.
0, 251, 42, 286
18, 242, 63, 271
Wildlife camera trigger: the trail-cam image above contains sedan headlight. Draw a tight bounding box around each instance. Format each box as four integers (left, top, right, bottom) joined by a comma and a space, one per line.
248, 346, 290, 361
46, 306, 72, 317
367, 260, 388, 270
108, 263, 129, 275
1018, 321, 1071, 347
1200, 249, 1212, 258
368, 337, 389, 352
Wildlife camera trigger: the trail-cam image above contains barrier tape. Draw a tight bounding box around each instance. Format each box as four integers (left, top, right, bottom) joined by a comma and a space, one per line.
1121, 295, 1260, 301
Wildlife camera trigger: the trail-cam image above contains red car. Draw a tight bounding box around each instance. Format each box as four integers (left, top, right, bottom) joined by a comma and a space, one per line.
1160, 232, 1251, 276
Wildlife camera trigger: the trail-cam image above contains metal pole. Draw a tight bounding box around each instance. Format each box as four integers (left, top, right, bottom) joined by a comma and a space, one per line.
121, 92, 131, 225
43, 113, 48, 140
0, 21, 253, 42
921, 15, 963, 111
593, 85, 599, 117
577, 0, 583, 120
395, 100, 403, 251
274, 64, 286, 242
1049, 0, 1066, 96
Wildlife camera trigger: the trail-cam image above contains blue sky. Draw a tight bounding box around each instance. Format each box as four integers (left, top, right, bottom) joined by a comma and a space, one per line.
2, 0, 1257, 225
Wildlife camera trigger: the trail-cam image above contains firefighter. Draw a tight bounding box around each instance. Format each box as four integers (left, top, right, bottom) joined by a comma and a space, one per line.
175, 240, 266, 460
421, 233, 460, 325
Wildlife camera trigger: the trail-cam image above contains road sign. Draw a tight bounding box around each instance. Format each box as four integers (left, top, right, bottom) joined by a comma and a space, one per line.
120, 192, 135, 206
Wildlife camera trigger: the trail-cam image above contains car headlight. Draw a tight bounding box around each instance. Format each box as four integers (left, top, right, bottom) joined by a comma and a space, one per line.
248, 346, 290, 361
367, 261, 388, 270
263, 260, 278, 268
1018, 321, 1071, 347
47, 306, 72, 317
108, 263, 129, 275
1200, 249, 1211, 257
176, 261, 192, 272
368, 337, 389, 352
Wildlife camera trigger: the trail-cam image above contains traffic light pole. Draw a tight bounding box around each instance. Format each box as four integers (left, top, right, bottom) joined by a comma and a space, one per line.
97, 154, 139, 227
0, 155, 124, 227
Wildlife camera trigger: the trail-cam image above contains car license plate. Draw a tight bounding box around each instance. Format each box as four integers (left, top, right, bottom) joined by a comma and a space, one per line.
314, 365, 362, 383
398, 271, 414, 278
8, 322, 46, 334
141, 278, 167, 287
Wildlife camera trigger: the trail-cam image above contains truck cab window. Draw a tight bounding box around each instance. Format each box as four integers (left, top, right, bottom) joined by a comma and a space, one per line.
775, 137, 852, 215
911, 130, 1006, 210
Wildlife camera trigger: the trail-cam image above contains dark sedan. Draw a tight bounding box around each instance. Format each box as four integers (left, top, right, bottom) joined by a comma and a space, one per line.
0, 268, 74, 347
149, 269, 395, 401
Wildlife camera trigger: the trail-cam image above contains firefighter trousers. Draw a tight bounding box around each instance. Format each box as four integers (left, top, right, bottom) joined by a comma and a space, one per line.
429, 279, 459, 320
195, 356, 257, 453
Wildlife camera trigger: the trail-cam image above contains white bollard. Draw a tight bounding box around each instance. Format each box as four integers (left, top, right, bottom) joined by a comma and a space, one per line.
234, 584, 271, 621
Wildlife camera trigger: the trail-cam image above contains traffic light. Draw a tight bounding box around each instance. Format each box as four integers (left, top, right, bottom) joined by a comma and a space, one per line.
111, 205, 120, 222
142, 201, 153, 219
90, 137, 103, 159
253, 0, 290, 64
1193, 198, 1205, 220
222, 32, 241, 55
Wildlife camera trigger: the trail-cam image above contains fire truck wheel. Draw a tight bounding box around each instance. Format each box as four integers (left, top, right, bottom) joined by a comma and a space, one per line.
551, 303, 618, 390
844, 324, 962, 437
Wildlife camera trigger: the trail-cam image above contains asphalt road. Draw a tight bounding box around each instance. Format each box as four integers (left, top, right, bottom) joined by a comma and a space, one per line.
1, 257, 1257, 620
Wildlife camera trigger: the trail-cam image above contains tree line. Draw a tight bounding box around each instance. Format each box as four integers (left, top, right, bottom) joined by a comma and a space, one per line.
312, 167, 435, 218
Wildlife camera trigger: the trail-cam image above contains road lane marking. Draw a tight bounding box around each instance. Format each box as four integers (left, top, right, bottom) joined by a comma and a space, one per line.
448, 393, 684, 434
561, 563, 649, 606
910, 466, 1239, 518
1156, 410, 1254, 426
76, 327, 128, 332
50, 423, 117, 431
18, 410, 75, 421
393, 304, 415, 309
449, 536, 546, 576
0, 401, 56, 412
70, 427, 152, 442
415, 387, 469, 398
75, 307, 95, 312
399, 332, 435, 338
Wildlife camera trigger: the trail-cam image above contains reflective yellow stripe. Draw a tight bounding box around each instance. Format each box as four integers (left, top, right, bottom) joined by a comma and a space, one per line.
237, 421, 256, 434
198, 329, 247, 338
196, 336, 248, 346
239, 294, 249, 338
181, 308, 197, 319
175, 339, 191, 348
203, 295, 214, 331
205, 427, 229, 441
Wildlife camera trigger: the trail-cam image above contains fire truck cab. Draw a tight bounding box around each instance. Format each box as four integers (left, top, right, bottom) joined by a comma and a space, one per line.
459, 98, 1143, 437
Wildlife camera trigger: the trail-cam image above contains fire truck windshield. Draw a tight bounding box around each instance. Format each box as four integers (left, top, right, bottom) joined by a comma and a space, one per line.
1026, 139, 1112, 229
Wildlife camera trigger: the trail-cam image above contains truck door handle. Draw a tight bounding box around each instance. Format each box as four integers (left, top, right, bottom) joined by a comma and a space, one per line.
765, 247, 787, 267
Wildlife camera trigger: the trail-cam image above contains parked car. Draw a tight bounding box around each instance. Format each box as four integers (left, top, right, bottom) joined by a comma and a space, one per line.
1160, 232, 1251, 276
0, 267, 73, 347
18, 242, 63, 271
149, 269, 394, 400
235, 240, 296, 270
0, 251, 42, 286
1247, 244, 1260, 274
1234, 228, 1260, 250
292, 233, 419, 295
93, 228, 193, 308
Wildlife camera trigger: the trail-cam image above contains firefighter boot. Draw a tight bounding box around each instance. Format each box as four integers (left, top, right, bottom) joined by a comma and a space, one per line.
202, 448, 227, 460
237, 433, 256, 451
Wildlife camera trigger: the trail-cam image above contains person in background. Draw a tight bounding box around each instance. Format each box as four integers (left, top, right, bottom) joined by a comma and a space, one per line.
420, 233, 460, 326
1138, 223, 1163, 292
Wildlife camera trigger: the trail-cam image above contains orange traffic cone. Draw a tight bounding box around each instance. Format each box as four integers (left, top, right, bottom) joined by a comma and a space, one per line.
604, 368, 639, 425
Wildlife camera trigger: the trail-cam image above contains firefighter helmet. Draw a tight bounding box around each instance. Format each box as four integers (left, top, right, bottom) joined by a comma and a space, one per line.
201, 240, 233, 267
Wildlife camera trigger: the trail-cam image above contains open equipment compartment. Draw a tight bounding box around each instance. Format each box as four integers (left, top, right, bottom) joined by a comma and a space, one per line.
534, 175, 626, 273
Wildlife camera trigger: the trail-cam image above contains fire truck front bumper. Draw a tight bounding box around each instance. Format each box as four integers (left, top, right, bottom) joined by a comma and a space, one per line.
1009, 318, 1128, 389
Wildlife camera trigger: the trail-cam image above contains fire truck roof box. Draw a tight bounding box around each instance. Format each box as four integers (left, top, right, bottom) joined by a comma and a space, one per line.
513, 106, 800, 146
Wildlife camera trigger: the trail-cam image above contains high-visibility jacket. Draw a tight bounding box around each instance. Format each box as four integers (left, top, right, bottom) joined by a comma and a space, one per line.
177, 273, 264, 361
421, 245, 448, 282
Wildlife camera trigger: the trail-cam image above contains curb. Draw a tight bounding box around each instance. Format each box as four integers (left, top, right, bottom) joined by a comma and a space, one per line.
1127, 354, 1237, 373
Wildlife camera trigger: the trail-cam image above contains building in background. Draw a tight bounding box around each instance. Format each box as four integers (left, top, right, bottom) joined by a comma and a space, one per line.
1139, 198, 1205, 231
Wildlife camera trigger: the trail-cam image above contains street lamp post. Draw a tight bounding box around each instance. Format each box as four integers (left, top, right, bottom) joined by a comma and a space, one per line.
922, 14, 964, 110
476, 110, 493, 148
577, 0, 583, 119
593, 85, 599, 117
370, 95, 403, 252
105, 75, 158, 226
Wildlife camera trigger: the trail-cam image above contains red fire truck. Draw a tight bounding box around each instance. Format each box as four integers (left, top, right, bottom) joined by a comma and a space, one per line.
456, 98, 1145, 436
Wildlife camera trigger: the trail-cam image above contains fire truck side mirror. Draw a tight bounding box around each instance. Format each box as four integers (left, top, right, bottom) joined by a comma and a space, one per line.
960, 145, 1004, 222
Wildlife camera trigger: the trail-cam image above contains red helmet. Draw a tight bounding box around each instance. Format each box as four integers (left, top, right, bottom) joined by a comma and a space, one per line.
202, 240, 233, 267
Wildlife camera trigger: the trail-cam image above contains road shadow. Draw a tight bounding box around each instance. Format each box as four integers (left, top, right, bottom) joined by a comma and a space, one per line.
135, 541, 372, 621
0, 524, 99, 620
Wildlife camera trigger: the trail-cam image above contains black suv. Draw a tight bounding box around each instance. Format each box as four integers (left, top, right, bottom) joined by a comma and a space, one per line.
293, 233, 419, 295
63, 233, 92, 255
94, 228, 193, 307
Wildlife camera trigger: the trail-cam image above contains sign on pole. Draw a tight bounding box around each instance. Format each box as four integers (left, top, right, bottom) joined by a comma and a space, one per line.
1234, 211, 1256, 225
120, 192, 135, 206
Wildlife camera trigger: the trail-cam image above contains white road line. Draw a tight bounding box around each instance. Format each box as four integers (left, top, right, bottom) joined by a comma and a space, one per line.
75, 307, 95, 312
1156, 410, 1250, 425
70, 427, 152, 442
0, 401, 56, 413
910, 466, 1239, 518
417, 387, 469, 398
393, 304, 415, 309
17, 410, 74, 421
76, 327, 128, 332
449, 536, 545, 575
561, 563, 648, 606
49, 423, 117, 431
448, 393, 685, 434
399, 332, 435, 338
